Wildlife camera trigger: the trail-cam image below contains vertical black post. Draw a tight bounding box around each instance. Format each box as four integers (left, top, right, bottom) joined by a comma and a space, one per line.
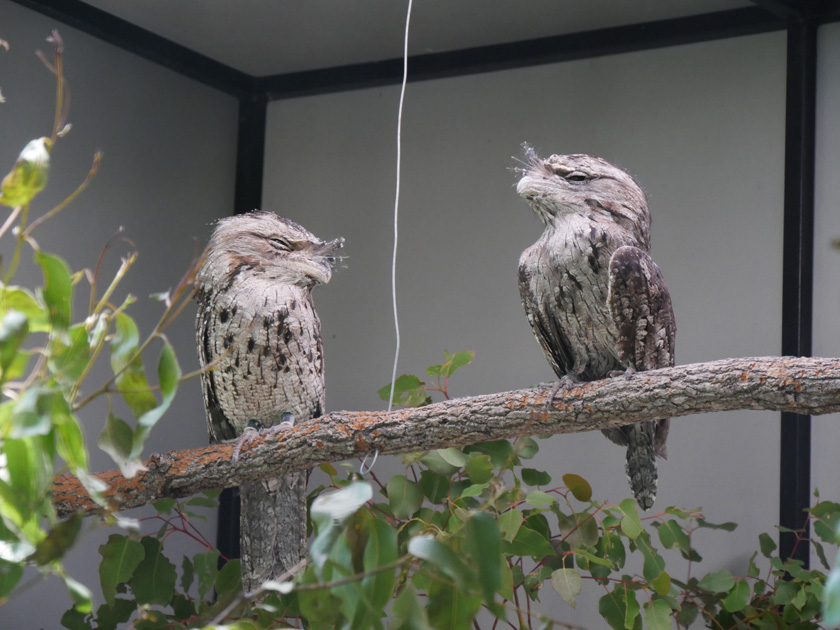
233, 93, 268, 215
779, 17, 816, 566
217, 93, 269, 564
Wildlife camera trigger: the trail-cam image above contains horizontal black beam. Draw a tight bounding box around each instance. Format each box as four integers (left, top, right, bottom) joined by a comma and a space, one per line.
750, 0, 803, 20
259, 7, 787, 99
8, 0, 256, 97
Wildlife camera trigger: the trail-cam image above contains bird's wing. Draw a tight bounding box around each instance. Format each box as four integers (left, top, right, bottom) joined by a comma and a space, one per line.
196, 292, 237, 443
518, 261, 575, 377
607, 245, 675, 456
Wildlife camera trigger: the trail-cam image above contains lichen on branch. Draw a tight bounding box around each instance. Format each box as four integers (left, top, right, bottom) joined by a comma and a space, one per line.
53, 356, 840, 517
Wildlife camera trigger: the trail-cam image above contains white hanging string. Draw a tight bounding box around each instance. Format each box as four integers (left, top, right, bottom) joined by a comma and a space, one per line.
361, 0, 412, 477
387, 0, 412, 414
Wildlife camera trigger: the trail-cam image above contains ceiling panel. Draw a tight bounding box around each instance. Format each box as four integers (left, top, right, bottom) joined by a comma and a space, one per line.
79, 0, 753, 76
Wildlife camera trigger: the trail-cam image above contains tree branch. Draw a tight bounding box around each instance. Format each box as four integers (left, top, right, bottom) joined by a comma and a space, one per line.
54, 356, 840, 517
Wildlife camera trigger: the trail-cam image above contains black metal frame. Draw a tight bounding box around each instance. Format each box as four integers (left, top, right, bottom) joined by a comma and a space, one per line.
11, 0, 837, 566
780, 14, 817, 566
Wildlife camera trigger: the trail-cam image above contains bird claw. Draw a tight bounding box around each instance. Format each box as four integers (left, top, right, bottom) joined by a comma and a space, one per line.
231, 424, 260, 464
544, 375, 580, 409
266, 412, 295, 436
608, 366, 636, 381
230, 413, 296, 464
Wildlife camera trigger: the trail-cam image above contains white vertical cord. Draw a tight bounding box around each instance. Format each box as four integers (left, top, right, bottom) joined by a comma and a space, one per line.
386, 0, 412, 414
362, 0, 411, 476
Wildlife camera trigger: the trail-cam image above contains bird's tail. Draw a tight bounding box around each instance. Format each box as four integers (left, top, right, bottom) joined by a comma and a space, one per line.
625, 422, 658, 511
239, 471, 307, 592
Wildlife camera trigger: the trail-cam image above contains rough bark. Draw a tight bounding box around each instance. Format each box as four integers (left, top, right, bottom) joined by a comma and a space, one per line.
54, 356, 840, 517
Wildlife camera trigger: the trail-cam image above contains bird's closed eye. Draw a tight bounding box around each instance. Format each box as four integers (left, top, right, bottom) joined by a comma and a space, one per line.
268, 236, 292, 251
565, 172, 589, 182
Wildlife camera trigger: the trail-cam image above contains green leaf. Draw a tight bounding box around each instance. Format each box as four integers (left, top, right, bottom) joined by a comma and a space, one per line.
657, 519, 693, 558
637, 538, 666, 582
563, 473, 593, 502
522, 468, 551, 486
0, 433, 54, 531
110, 313, 156, 420
362, 518, 398, 609
514, 436, 539, 459
48, 323, 91, 385
465, 512, 502, 606
0, 137, 51, 207
98, 534, 145, 607
320, 462, 338, 477
388, 474, 423, 519
310, 482, 372, 576
192, 548, 220, 599
408, 536, 471, 587
815, 520, 837, 544
0, 558, 23, 598
52, 400, 87, 472
215, 558, 241, 597
723, 578, 750, 612
426, 350, 474, 379
459, 482, 488, 498
698, 569, 735, 594
573, 547, 612, 568
599, 590, 630, 630
502, 525, 555, 560
93, 598, 135, 630
63, 574, 93, 614
152, 499, 175, 516
29, 513, 82, 565
525, 490, 554, 506
391, 584, 429, 630
421, 449, 460, 476
0, 286, 49, 332
624, 588, 640, 630
600, 533, 626, 569
557, 511, 599, 548
418, 469, 449, 504
311, 481, 372, 521
652, 571, 671, 596
696, 518, 737, 531
792, 582, 808, 610
60, 608, 91, 630
436, 447, 467, 468
425, 577, 482, 630
98, 412, 144, 478
497, 508, 523, 542
759, 532, 777, 558
464, 454, 494, 484
676, 603, 698, 626
643, 599, 672, 630
464, 440, 514, 469
551, 567, 582, 608
0, 310, 28, 381
377, 374, 430, 407
35, 250, 72, 330
775, 579, 799, 606
129, 340, 180, 460
10, 386, 55, 438
824, 561, 840, 626
129, 536, 176, 606
180, 555, 194, 593
618, 499, 643, 539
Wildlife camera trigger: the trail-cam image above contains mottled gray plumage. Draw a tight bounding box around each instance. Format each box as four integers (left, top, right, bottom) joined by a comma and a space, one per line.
195, 211, 342, 590
516, 147, 675, 510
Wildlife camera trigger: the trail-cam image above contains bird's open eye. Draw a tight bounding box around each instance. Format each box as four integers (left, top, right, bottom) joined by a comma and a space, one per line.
268, 236, 291, 251
566, 172, 589, 182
